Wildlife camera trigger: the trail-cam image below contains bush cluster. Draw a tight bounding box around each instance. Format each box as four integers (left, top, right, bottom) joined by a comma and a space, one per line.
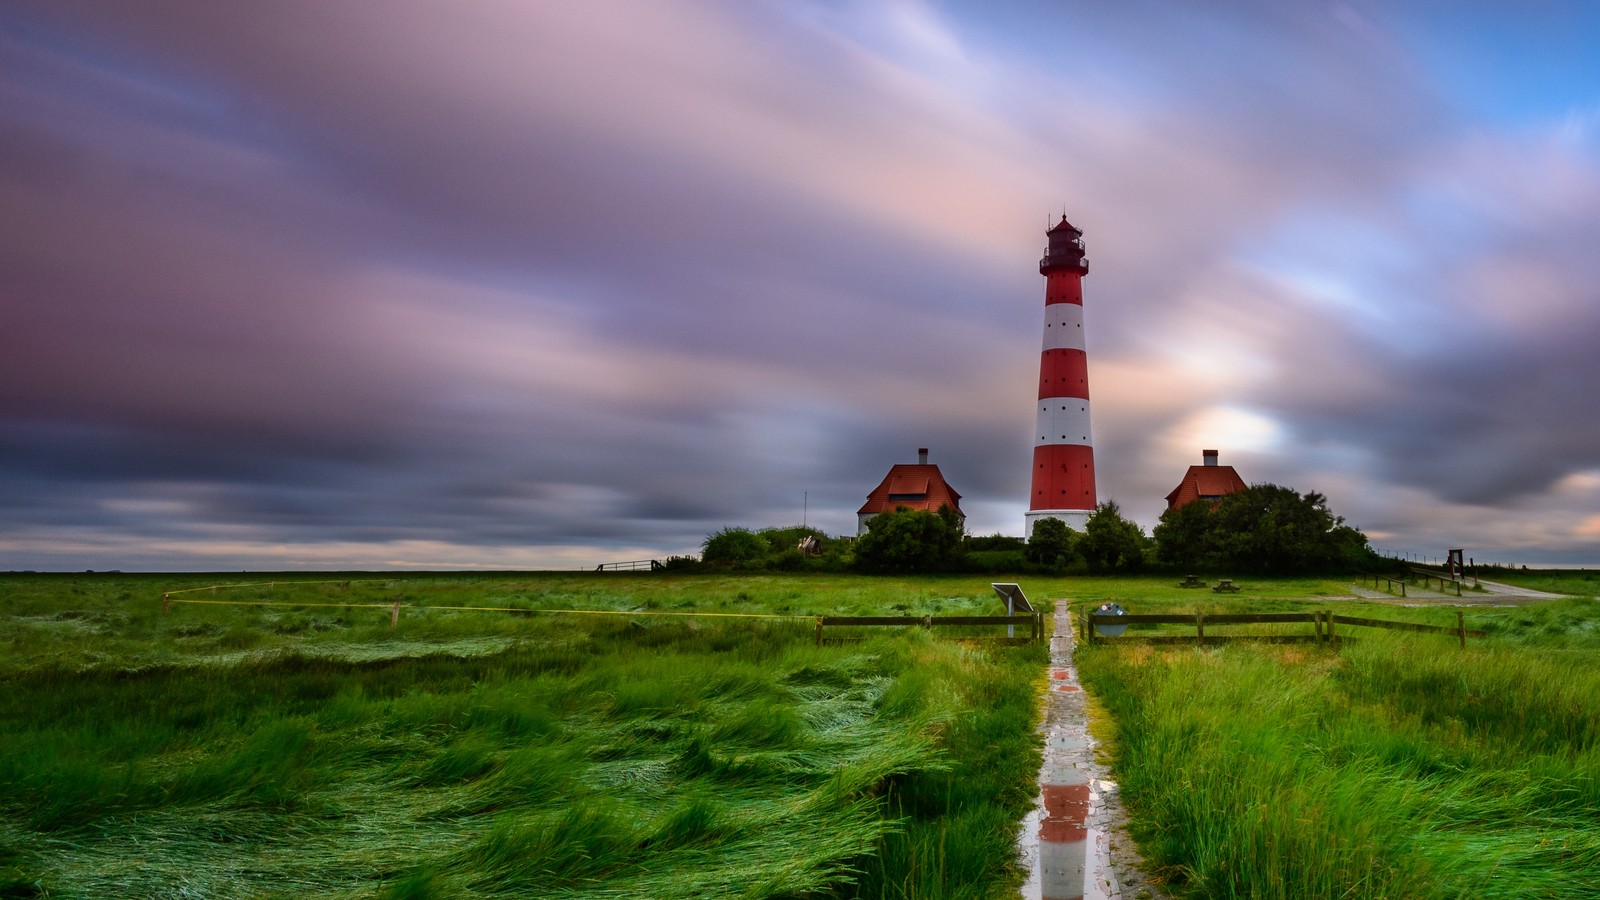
695, 526, 852, 572
1151, 483, 1376, 574
689, 484, 1371, 576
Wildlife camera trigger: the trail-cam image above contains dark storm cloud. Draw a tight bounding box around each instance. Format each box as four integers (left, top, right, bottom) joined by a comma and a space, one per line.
4, 1, 1600, 568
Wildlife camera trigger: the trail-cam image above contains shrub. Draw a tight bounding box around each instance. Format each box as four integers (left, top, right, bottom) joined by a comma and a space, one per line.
1152, 483, 1376, 574
700, 528, 768, 565
1079, 501, 1148, 572
1025, 517, 1080, 571
854, 507, 964, 574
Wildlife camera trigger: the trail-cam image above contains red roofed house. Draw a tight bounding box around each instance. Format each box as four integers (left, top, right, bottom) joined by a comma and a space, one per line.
1165, 449, 1248, 511
857, 448, 965, 535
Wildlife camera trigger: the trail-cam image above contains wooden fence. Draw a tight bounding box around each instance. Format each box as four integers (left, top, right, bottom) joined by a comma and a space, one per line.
815, 613, 1044, 645
1086, 610, 1485, 648
594, 559, 662, 572
1363, 567, 1472, 598
1403, 566, 1467, 595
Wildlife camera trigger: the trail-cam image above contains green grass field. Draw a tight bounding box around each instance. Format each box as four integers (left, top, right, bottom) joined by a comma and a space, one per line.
0, 573, 1044, 898
6, 571, 1599, 899
1074, 584, 1600, 899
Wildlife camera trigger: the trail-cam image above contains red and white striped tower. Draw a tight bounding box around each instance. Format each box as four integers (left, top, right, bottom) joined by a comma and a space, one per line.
1025, 215, 1097, 537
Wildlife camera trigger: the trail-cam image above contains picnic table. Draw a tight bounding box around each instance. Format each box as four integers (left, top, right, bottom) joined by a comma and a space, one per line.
1178, 574, 1205, 588
1213, 579, 1241, 593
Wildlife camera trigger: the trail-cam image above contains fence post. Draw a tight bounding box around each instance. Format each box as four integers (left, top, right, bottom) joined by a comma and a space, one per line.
162, 593, 170, 616
1313, 611, 1324, 642
1196, 611, 1205, 645
1400, 582, 1406, 597
815, 617, 824, 647
1328, 613, 1336, 644
1457, 610, 1465, 649
390, 601, 400, 629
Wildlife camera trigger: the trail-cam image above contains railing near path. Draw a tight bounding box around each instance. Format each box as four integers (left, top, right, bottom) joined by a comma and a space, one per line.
1402, 566, 1467, 595
1085, 609, 1485, 648
815, 613, 1045, 645
1361, 572, 1407, 597
595, 559, 663, 572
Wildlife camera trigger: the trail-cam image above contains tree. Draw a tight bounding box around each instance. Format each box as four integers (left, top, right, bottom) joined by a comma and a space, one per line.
1078, 501, 1147, 572
1151, 484, 1375, 575
1026, 517, 1079, 570
701, 527, 768, 565
1208, 485, 1343, 574
854, 506, 964, 574
1152, 499, 1215, 569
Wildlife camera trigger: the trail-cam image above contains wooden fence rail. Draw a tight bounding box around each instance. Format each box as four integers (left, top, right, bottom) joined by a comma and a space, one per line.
1086, 610, 1486, 648
815, 613, 1044, 645
594, 559, 663, 572
1361, 573, 1407, 597
1402, 567, 1465, 596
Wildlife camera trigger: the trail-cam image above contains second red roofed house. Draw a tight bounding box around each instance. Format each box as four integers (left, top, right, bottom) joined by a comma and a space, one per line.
1165, 449, 1248, 511
857, 448, 965, 535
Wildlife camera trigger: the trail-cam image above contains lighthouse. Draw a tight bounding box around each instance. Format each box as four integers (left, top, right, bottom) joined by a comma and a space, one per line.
1025, 215, 1097, 537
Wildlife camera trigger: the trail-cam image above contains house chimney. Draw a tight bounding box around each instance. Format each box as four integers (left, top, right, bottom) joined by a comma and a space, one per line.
918, 447, 929, 465
1203, 449, 1219, 467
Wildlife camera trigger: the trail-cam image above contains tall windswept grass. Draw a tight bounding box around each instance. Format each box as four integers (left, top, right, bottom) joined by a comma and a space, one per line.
1080, 625, 1600, 899
0, 572, 1043, 898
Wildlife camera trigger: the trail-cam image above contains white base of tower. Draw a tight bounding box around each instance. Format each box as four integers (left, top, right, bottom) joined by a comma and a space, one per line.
1025, 509, 1092, 538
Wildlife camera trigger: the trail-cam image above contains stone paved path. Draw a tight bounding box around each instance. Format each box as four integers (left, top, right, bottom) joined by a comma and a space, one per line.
1019, 600, 1167, 900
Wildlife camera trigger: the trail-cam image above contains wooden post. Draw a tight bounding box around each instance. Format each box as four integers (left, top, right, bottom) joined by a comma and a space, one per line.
390, 601, 400, 629
1327, 614, 1336, 644
1400, 582, 1406, 597
161, 593, 170, 616
1313, 611, 1324, 643
1196, 611, 1205, 645
815, 617, 824, 647
1457, 610, 1465, 649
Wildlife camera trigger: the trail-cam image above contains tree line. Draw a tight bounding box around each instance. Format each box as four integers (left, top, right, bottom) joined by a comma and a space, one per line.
682, 482, 1376, 576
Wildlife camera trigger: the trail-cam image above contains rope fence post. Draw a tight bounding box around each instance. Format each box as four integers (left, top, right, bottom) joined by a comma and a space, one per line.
162, 593, 170, 616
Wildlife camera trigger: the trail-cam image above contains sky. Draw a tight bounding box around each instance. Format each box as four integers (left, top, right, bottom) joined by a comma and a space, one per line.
4, 1, 1600, 571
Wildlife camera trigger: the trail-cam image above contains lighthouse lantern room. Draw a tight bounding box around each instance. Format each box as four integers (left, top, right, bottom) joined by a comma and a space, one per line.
1025, 215, 1098, 537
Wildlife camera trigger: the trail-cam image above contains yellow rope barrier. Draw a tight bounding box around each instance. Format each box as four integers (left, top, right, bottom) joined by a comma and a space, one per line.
162, 598, 395, 609
162, 579, 388, 596
160, 596, 813, 621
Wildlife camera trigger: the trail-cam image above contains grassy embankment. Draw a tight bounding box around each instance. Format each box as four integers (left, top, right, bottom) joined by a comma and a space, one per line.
0, 573, 1044, 899
1072, 574, 1600, 899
